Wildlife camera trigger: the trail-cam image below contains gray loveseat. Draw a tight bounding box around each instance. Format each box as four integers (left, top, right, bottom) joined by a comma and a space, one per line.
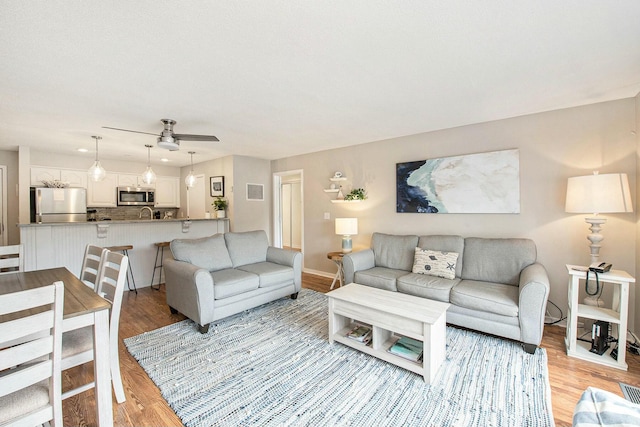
342, 233, 550, 353
164, 230, 302, 333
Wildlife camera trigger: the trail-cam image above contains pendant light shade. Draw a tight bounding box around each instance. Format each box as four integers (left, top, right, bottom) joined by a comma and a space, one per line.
88, 136, 106, 182
141, 144, 156, 185
185, 151, 196, 188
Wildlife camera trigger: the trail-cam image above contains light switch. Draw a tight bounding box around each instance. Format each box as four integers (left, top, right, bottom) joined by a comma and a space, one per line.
324, 212, 330, 220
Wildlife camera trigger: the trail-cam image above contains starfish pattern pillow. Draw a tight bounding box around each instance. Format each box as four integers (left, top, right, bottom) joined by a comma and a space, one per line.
412, 248, 458, 280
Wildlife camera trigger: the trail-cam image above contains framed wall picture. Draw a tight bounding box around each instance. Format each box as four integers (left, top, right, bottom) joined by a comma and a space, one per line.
210, 176, 224, 197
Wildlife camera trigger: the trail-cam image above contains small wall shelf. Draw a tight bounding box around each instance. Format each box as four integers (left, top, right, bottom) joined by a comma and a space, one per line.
331, 200, 361, 203
329, 177, 347, 182
323, 189, 340, 193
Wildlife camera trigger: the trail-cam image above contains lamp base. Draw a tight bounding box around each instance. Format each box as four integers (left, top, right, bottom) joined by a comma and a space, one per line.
585, 216, 606, 265
341, 235, 352, 253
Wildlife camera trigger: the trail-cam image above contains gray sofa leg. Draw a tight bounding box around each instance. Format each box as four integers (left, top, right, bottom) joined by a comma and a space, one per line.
291, 292, 299, 300
198, 323, 210, 334
523, 343, 537, 354
169, 306, 178, 315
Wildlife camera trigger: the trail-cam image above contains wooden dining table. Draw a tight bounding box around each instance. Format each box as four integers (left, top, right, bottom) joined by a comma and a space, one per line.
0, 267, 114, 427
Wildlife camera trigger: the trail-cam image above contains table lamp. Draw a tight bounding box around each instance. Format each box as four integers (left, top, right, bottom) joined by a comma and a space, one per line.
565, 172, 632, 264
335, 218, 358, 253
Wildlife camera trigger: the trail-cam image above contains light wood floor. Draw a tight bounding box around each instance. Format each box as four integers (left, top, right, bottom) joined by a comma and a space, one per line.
62, 273, 640, 426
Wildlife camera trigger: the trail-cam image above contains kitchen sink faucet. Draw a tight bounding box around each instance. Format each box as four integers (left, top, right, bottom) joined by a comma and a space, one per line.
139, 206, 153, 219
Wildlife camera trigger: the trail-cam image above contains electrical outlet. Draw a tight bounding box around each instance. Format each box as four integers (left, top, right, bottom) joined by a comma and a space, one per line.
324, 212, 330, 220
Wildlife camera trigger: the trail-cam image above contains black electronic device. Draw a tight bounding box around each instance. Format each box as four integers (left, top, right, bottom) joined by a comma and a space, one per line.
590, 320, 610, 356
589, 262, 612, 274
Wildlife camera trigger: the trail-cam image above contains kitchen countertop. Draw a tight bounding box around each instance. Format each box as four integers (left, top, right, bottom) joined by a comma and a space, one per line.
19, 217, 229, 227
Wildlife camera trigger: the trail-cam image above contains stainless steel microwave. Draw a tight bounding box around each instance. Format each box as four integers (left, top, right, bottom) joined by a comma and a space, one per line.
117, 187, 155, 206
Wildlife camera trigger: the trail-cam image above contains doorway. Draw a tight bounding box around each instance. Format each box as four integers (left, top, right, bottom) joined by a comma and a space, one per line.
273, 170, 303, 253
0, 166, 6, 245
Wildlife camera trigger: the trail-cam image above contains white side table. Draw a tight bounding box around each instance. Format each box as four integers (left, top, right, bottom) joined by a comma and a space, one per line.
565, 264, 635, 370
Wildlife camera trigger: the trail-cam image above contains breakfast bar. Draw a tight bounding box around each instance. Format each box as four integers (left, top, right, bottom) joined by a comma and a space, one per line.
19, 218, 229, 289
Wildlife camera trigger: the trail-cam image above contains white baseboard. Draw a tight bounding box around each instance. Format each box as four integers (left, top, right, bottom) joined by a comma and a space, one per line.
303, 268, 333, 279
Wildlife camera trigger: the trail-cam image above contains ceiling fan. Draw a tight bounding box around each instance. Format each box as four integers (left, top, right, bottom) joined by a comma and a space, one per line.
102, 119, 219, 151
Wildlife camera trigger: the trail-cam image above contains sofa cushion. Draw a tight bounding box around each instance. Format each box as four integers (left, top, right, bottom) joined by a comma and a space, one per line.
224, 230, 269, 267
211, 268, 259, 299
170, 234, 232, 272
461, 237, 536, 285
354, 267, 407, 291
450, 280, 519, 317
412, 248, 459, 280
237, 262, 294, 288
418, 235, 465, 278
397, 273, 459, 302
371, 233, 418, 271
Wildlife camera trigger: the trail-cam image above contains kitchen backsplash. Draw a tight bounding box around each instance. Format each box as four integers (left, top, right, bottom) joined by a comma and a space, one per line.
90, 206, 179, 221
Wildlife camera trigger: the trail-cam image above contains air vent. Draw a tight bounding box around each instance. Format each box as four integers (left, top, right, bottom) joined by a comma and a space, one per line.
620, 382, 640, 404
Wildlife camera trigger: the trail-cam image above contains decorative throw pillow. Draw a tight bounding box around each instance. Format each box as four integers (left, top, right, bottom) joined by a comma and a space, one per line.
412, 248, 459, 280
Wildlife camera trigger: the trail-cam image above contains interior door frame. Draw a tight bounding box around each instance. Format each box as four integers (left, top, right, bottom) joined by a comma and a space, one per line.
273, 170, 303, 254
0, 165, 6, 245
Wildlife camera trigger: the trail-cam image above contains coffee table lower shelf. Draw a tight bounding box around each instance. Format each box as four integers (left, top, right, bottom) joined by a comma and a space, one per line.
332, 323, 425, 377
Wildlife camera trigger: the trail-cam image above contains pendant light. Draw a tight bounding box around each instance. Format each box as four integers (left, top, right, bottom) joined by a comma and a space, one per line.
88, 135, 106, 182
185, 151, 196, 188
141, 144, 156, 185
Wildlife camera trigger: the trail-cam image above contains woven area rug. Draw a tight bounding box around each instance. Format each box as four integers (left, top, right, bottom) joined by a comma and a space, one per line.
125, 289, 554, 427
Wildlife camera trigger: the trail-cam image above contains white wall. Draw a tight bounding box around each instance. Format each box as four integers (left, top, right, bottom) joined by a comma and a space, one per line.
272, 98, 638, 331
232, 156, 271, 236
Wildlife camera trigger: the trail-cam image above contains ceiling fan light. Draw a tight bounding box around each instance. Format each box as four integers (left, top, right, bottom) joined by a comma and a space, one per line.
88, 161, 106, 182
157, 135, 179, 151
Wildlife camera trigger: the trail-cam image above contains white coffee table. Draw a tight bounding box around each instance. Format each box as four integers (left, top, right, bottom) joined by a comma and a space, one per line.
327, 283, 449, 383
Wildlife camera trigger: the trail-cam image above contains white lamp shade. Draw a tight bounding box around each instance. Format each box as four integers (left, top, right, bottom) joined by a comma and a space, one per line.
335, 218, 358, 236
565, 173, 633, 214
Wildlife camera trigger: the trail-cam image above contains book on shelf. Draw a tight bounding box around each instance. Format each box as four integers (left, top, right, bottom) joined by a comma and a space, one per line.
346, 325, 372, 344
388, 336, 423, 362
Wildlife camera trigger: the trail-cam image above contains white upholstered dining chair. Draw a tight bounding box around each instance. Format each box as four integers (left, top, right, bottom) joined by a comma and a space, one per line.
61, 250, 129, 403
0, 281, 64, 427
0, 244, 24, 274
79, 244, 108, 288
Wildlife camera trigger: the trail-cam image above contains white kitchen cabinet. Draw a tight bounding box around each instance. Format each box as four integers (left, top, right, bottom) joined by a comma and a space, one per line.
118, 173, 152, 188
155, 176, 181, 208
30, 167, 60, 186
87, 174, 118, 207
60, 169, 88, 188
31, 167, 88, 188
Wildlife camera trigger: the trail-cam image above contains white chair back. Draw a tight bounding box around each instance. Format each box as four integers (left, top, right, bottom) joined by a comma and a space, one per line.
80, 244, 107, 289
61, 250, 129, 403
0, 281, 64, 427
0, 244, 24, 275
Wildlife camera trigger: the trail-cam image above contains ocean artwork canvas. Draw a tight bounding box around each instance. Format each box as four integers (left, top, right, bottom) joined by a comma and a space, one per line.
396, 149, 520, 214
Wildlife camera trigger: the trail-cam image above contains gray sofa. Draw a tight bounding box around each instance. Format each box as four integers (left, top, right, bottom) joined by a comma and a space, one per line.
164, 230, 302, 333
342, 233, 550, 353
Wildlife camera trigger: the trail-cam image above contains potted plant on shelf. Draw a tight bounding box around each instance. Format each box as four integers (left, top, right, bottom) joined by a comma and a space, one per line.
344, 188, 367, 201
212, 197, 228, 218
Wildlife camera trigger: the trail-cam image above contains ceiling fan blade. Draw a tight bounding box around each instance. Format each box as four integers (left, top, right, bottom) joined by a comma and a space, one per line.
102, 126, 158, 136
173, 134, 220, 142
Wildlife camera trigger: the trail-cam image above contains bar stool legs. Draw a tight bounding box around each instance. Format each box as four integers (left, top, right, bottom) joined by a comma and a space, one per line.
151, 242, 170, 291
106, 245, 137, 294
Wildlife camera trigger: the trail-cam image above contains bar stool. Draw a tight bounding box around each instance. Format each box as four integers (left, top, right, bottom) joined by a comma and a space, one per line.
106, 245, 137, 293
150, 241, 170, 291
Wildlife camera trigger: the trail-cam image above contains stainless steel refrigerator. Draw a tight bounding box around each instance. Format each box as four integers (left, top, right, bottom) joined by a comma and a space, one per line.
30, 187, 87, 223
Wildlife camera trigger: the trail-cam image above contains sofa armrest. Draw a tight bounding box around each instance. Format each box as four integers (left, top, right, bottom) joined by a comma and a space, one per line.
164, 257, 214, 327
342, 249, 375, 284
267, 247, 302, 291
518, 262, 550, 346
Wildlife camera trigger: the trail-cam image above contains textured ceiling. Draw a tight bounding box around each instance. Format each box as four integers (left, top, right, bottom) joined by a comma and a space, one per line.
1, 1, 639, 167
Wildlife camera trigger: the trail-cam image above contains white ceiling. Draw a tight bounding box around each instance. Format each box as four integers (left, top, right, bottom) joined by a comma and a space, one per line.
1, 1, 639, 167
